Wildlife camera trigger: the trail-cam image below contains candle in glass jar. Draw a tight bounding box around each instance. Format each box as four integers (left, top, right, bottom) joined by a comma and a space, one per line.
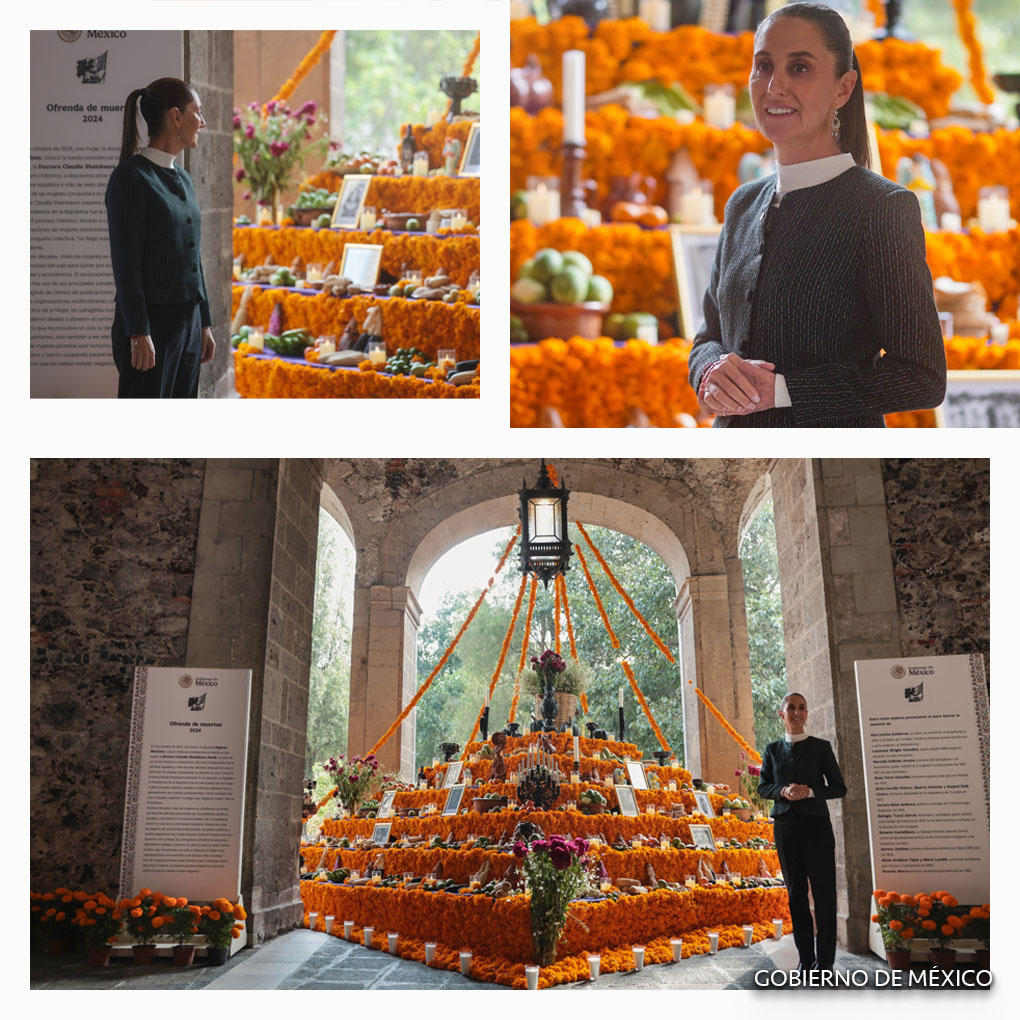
638, 0, 670, 32
360, 206, 377, 231
368, 340, 387, 364
680, 187, 705, 225
977, 187, 1010, 232
257, 203, 274, 226
527, 182, 560, 226
450, 211, 467, 231
587, 953, 601, 980
703, 84, 736, 129
247, 328, 265, 352
562, 50, 586, 145
413, 152, 430, 177
306, 263, 323, 283
317, 334, 336, 357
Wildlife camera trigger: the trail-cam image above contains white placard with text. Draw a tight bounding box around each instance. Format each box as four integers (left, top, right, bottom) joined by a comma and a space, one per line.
120, 666, 251, 902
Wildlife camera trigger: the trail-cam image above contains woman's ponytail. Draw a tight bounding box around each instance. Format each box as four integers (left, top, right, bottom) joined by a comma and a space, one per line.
119, 88, 146, 163
840, 52, 872, 170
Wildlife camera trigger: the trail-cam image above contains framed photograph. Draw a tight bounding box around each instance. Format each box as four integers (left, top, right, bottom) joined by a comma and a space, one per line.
689, 823, 717, 851
338, 243, 384, 290
370, 821, 392, 845
458, 122, 480, 177
442, 784, 466, 816
376, 790, 396, 818
615, 784, 639, 817
625, 761, 648, 790
442, 761, 463, 789
331, 173, 372, 229
670, 225, 723, 341
693, 791, 715, 818
933, 370, 1020, 428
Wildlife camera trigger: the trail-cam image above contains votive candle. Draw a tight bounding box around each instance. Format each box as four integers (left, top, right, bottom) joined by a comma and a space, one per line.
773, 918, 784, 939
363, 926, 374, 948
633, 945, 646, 970
325, 915, 336, 934
671, 938, 683, 961
425, 941, 437, 964
388, 932, 399, 953
743, 925, 754, 947
343, 919, 354, 940
459, 950, 472, 976
708, 931, 719, 954
588, 953, 601, 980
525, 965, 540, 989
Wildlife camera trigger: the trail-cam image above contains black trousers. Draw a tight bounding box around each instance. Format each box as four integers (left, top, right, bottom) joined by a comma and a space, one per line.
112, 298, 202, 399
774, 812, 837, 968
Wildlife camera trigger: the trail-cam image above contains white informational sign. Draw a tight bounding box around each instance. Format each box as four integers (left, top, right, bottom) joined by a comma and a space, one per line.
30, 31, 184, 397
934, 371, 1020, 428
855, 654, 989, 956
120, 667, 251, 902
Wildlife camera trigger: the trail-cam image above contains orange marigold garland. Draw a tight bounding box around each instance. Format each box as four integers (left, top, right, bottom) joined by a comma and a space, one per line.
271, 32, 337, 104
509, 575, 539, 723
575, 543, 620, 648
553, 571, 562, 655
558, 573, 585, 713
576, 521, 676, 664
952, 0, 995, 104
621, 660, 672, 754
366, 528, 519, 757
694, 687, 761, 764
462, 573, 529, 755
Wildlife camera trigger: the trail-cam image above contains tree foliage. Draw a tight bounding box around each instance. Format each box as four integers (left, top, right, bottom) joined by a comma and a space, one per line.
413, 526, 685, 769
739, 500, 787, 754
343, 31, 480, 154
305, 507, 354, 796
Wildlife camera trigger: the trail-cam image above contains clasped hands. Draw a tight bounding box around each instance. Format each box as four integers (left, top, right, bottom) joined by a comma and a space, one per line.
698, 352, 777, 417
782, 783, 813, 801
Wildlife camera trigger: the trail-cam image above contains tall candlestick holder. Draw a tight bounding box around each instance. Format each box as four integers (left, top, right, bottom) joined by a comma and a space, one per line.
618, 707, 626, 742
480, 706, 490, 741
560, 143, 588, 220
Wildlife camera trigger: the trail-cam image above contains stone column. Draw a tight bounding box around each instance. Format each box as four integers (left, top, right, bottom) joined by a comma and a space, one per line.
769, 458, 902, 953
183, 31, 235, 398
187, 458, 324, 943
675, 565, 755, 781
347, 585, 422, 779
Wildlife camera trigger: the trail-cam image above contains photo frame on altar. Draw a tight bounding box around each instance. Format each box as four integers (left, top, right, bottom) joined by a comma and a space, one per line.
615, 784, 639, 817
458, 122, 480, 177
332, 173, 372, 229
625, 761, 648, 790
376, 790, 396, 818
670, 225, 723, 341
442, 784, 466, 816
338, 244, 383, 291
442, 761, 463, 789
933, 370, 1020, 428
370, 822, 392, 845
693, 791, 715, 817
689, 824, 717, 851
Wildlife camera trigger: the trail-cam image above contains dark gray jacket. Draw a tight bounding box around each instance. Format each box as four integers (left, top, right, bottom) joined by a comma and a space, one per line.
688, 166, 946, 427
757, 736, 847, 819
105, 155, 212, 336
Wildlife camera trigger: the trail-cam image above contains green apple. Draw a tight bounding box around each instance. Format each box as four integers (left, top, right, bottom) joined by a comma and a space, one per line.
586, 274, 614, 305
529, 247, 564, 283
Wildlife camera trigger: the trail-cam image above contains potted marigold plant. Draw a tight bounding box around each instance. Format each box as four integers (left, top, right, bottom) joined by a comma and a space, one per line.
963, 903, 990, 969
32, 888, 80, 955
198, 898, 247, 966
513, 833, 592, 966
871, 889, 919, 969
119, 888, 164, 964
159, 897, 201, 966
71, 892, 123, 966
918, 890, 967, 967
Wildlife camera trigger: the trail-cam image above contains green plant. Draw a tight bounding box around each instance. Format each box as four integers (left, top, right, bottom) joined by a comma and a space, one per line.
118, 890, 164, 946
198, 898, 246, 950
70, 892, 123, 948
161, 899, 202, 947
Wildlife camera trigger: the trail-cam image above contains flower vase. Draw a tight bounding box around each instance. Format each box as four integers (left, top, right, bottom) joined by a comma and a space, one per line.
87, 946, 112, 966
928, 946, 956, 968
173, 944, 196, 966
885, 948, 911, 970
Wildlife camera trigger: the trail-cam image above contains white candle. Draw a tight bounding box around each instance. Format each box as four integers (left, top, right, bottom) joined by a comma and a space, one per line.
619, 689, 624, 707
742, 925, 754, 947
363, 926, 374, 948
573, 735, 580, 761
562, 50, 586, 146
990, 322, 1010, 344
388, 932, 399, 953
525, 965, 540, 989
257, 204, 274, 226
413, 152, 430, 177
580, 206, 602, 229
247, 327, 265, 352
633, 945, 645, 970
671, 938, 683, 962
977, 192, 1010, 232
308, 911, 318, 930
708, 931, 719, 954
940, 212, 962, 232
639, 0, 671, 32
343, 919, 354, 940
425, 941, 437, 964
635, 322, 658, 344
680, 187, 705, 225
459, 950, 472, 976
360, 209, 376, 231
317, 335, 336, 357
773, 918, 784, 939
325, 915, 336, 934
703, 84, 736, 129
527, 183, 560, 227
588, 953, 601, 980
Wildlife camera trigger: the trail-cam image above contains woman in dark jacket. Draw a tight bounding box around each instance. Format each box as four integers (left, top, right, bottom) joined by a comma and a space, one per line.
689, 3, 945, 427
105, 77, 215, 398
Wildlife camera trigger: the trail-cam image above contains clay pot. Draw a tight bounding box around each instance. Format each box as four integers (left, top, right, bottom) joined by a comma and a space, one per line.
511, 301, 609, 343
173, 945, 196, 966
579, 803, 606, 815
472, 797, 508, 814
885, 948, 911, 970
510, 55, 554, 114
132, 944, 157, 965
732, 808, 752, 822
928, 947, 957, 968
87, 946, 112, 966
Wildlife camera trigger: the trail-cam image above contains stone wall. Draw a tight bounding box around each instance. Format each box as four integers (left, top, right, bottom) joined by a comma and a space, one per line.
30, 459, 206, 891
881, 458, 990, 670
184, 30, 235, 398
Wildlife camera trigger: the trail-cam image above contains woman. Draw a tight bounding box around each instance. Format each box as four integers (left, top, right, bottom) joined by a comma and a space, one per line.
105, 78, 215, 398
688, 3, 946, 427
758, 693, 846, 974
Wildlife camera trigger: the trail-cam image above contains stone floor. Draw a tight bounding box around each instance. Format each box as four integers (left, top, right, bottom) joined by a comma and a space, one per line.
30, 929, 926, 992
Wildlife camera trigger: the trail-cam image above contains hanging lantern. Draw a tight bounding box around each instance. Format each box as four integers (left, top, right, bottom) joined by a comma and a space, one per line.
518, 460, 571, 587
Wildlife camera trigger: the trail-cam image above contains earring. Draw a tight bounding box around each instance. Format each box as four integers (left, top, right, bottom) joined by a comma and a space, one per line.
831, 109, 841, 144
176, 127, 183, 142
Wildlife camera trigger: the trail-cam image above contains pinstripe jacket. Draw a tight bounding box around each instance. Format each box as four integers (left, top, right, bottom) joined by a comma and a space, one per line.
105, 155, 212, 336
688, 166, 946, 427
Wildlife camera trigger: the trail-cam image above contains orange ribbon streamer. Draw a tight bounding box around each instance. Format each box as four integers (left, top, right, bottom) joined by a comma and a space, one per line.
365, 527, 520, 758
694, 687, 761, 764
509, 575, 539, 723
462, 573, 529, 756
271, 31, 337, 104
575, 543, 620, 649
576, 521, 676, 664
620, 660, 671, 754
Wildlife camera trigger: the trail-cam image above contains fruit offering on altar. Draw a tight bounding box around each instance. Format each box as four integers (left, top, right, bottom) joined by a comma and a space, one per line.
327, 150, 394, 176
289, 187, 340, 225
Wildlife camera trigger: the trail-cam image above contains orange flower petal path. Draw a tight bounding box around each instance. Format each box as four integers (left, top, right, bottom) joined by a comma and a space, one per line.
576, 521, 676, 664
462, 573, 529, 756
364, 528, 520, 759
694, 687, 761, 765
271, 31, 337, 104
508, 575, 539, 723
